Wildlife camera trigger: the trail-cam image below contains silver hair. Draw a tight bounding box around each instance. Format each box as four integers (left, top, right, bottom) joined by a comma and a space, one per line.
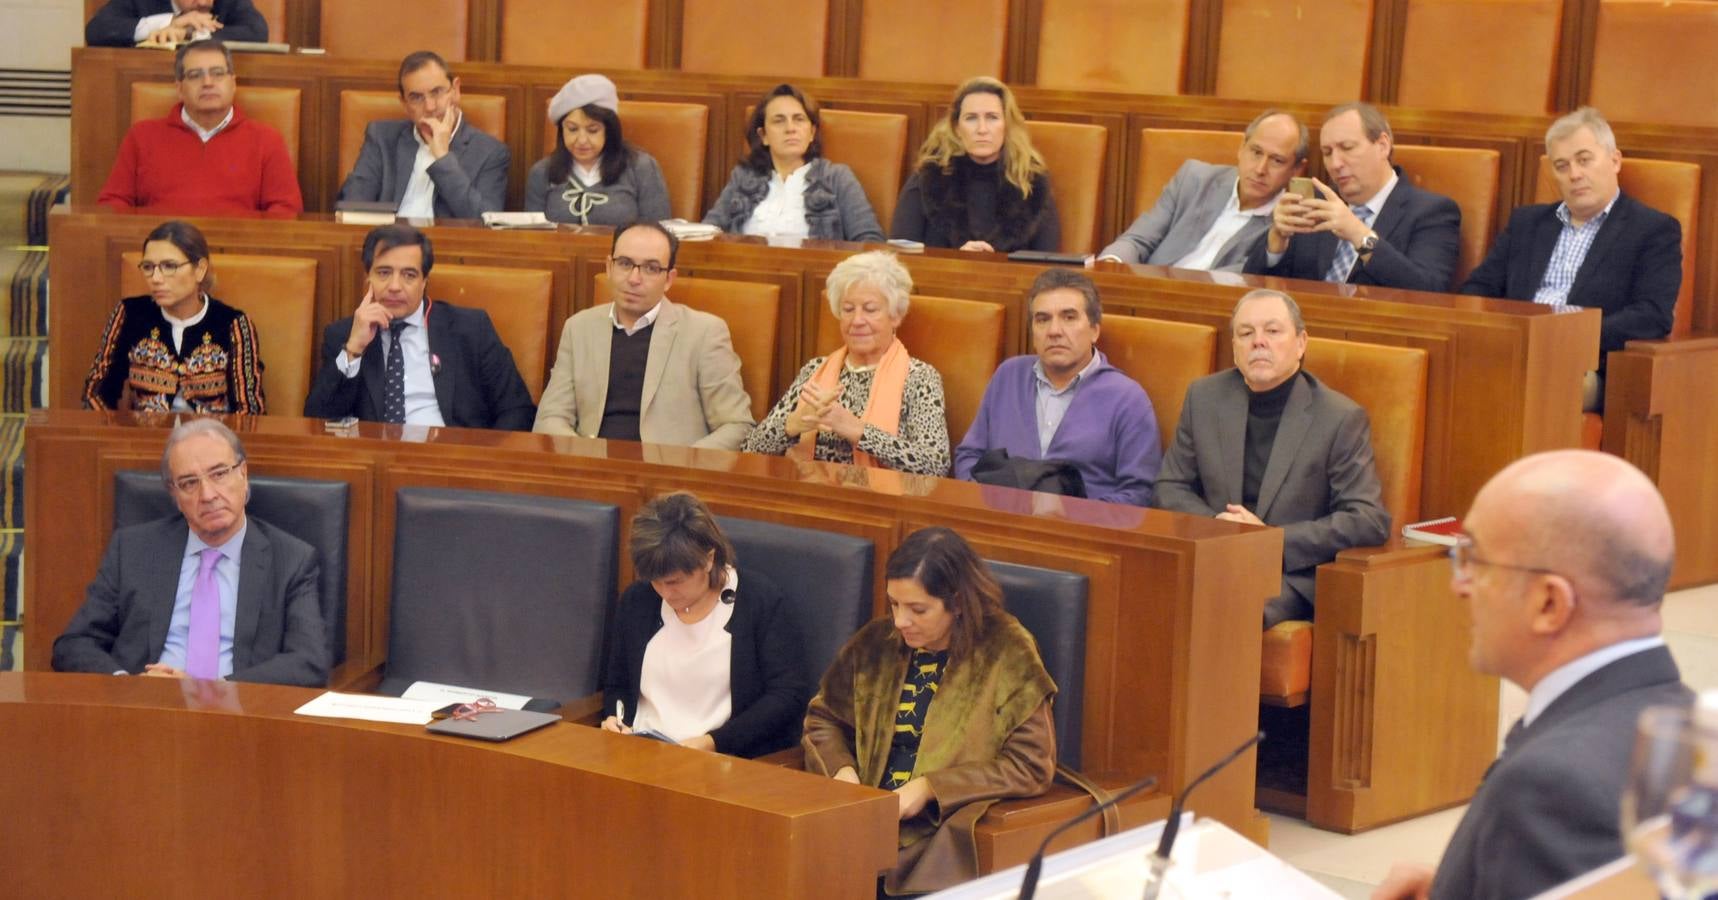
160, 418, 247, 486
1230, 288, 1306, 335
825, 250, 914, 320
1545, 106, 1618, 156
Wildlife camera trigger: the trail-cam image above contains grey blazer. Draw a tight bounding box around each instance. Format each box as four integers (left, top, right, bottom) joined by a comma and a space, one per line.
337, 117, 511, 220
1152, 369, 1390, 626
1099, 160, 1271, 270
703, 158, 885, 242
1432, 646, 1691, 900
524, 149, 673, 226
52, 515, 329, 687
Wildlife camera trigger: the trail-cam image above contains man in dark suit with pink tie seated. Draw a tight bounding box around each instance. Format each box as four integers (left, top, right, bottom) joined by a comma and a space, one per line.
53, 419, 329, 687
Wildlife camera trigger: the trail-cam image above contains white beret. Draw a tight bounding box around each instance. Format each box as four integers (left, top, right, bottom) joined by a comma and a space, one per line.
548, 74, 620, 123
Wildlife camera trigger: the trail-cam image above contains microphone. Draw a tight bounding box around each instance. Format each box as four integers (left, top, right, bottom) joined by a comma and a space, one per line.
1140, 730, 1266, 900
1017, 772, 1160, 900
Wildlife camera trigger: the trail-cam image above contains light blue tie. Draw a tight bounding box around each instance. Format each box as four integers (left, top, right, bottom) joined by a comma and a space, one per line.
1326, 205, 1376, 283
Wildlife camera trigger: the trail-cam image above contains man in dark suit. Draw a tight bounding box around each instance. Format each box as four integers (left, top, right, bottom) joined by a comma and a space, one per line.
1096, 109, 1307, 271
86, 0, 268, 48
304, 223, 535, 430
1153, 288, 1390, 627
1246, 102, 1462, 293
336, 50, 510, 221
1461, 107, 1682, 410
1374, 450, 1690, 900
53, 419, 328, 686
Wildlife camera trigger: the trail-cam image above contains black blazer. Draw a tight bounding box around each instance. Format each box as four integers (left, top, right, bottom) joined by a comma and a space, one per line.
600, 567, 807, 758
1431, 645, 1692, 900
52, 515, 329, 687
1245, 166, 1462, 293
1460, 192, 1682, 354
302, 298, 536, 431
86, 0, 268, 46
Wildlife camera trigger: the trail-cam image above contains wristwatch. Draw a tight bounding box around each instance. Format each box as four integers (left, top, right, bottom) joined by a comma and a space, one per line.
1355, 231, 1380, 257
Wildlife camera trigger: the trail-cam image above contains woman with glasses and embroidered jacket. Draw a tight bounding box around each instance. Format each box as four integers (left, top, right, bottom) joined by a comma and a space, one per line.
702, 83, 884, 243
83, 220, 266, 414
524, 74, 672, 227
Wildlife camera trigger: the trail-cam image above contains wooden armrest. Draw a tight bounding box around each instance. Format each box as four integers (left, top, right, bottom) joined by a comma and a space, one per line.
560, 692, 605, 725
752, 745, 805, 769
974, 777, 1171, 873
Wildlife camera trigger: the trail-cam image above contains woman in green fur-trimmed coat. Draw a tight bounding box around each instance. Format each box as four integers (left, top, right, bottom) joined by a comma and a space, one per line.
803, 526, 1056, 896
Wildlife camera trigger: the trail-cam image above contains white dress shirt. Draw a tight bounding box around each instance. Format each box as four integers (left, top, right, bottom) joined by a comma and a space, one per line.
1522, 635, 1668, 727
635, 566, 739, 742
160, 293, 209, 354
335, 300, 446, 426
741, 165, 811, 240
608, 298, 664, 337
180, 106, 234, 143
397, 112, 463, 218
1171, 187, 1277, 270
155, 521, 247, 678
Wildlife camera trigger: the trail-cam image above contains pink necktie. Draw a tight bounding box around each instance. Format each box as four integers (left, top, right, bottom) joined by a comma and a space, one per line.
185, 548, 223, 680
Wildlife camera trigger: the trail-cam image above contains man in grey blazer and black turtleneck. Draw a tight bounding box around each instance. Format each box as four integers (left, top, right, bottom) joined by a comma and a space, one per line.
1374, 450, 1691, 900
337, 50, 510, 221
1095, 110, 1306, 271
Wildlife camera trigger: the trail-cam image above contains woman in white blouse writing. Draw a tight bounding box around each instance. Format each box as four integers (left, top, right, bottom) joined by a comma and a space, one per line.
599, 492, 807, 757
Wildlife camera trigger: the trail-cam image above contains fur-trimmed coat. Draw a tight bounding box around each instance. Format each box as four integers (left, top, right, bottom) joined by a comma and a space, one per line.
702, 157, 884, 242
890, 156, 1061, 252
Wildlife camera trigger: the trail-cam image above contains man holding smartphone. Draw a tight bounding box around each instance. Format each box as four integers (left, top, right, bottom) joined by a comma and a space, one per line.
1246, 102, 1461, 293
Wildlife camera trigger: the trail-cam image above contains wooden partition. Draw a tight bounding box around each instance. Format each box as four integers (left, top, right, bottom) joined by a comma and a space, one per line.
0, 672, 897, 898
69, 48, 1718, 334
25, 409, 1283, 856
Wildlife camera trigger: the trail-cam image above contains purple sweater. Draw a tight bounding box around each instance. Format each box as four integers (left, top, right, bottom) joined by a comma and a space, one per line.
954, 354, 1162, 505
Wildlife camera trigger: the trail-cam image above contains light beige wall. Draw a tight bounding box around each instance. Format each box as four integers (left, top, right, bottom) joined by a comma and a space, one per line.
0, 0, 82, 172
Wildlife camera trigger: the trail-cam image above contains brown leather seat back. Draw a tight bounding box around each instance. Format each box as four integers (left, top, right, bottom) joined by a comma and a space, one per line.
500, 0, 649, 68
252, 0, 285, 41
1589, 0, 1718, 128
1534, 155, 1701, 338
1215, 0, 1376, 102
320, 0, 470, 60
428, 264, 554, 401
1028, 120, 1107, 255
1096, 315, 1218, 451
131, 83, 302, 169
1303, 337, 1427, 527
1396, 0, 1562, 115
1035, 0, 1190, 93
858, 0, 1009, 82
595, 272, 780, 421
1133, 128, 1240, 222
338, 90, 507, 191
120, 251, 319, 415
1393, 144, 1500, 285
819, 109, 909, 233
617, 100, 708, 221
815, 294, 1006, 443
681, 0, 828, 77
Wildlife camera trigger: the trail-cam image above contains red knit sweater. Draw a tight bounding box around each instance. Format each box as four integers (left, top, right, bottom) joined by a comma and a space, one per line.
97, 103, 303, 216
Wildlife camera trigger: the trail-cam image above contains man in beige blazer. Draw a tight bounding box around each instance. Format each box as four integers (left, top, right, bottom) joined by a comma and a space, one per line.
533, 221, 754, 449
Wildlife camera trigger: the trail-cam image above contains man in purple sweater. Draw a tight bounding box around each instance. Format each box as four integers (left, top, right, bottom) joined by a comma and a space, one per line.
953, 269, 1161, 505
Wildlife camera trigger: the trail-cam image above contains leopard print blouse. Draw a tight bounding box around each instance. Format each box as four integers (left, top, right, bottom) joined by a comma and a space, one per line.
743, 356, 952, 476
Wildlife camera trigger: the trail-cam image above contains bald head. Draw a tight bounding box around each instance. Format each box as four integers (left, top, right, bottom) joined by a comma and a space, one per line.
1474, 450, 1673, 609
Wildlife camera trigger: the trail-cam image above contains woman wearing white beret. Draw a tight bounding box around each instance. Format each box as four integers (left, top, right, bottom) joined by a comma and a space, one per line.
525, 74, 672, 226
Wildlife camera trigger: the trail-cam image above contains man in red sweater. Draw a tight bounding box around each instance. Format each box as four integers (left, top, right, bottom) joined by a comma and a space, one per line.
98, 39, 302, 216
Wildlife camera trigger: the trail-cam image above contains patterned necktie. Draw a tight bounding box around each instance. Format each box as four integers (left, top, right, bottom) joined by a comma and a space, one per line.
1326, 205, 1376, 283
185, 547, 223, 680
382, 319, 409, 424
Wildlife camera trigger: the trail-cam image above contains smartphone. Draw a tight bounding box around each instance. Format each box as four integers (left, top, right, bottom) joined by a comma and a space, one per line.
1288, 177, 1317, 200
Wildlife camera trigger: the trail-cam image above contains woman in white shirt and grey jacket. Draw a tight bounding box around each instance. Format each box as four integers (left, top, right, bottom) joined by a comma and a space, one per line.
703, 83, 885, 243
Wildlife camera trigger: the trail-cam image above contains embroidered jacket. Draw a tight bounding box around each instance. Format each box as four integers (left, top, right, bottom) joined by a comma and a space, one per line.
83, 295, 266, 414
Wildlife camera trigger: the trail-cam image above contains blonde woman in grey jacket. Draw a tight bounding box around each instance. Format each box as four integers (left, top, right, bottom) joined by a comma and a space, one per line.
703, 84, 884, 243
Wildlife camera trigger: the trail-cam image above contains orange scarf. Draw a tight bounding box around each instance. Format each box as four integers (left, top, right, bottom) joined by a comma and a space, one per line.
791, 338, 910, 468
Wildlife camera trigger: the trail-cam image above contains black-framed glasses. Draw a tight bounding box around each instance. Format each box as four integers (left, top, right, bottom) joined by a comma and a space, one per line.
1448, 534, 1560, 582
138, 260, 191, 277
610, 256, 668, 278
171, 460, 245, 494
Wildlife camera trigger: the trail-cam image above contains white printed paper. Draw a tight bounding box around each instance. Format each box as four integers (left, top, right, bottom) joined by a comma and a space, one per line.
400, 681, 532, 710
293, 691, 443, 725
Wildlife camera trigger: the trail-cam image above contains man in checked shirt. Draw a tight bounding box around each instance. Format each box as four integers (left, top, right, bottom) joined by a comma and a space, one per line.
1461, 106, 1683, 411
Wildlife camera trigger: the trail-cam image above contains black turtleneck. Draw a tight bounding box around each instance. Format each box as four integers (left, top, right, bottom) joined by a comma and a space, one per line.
1242, 369, 1303, 510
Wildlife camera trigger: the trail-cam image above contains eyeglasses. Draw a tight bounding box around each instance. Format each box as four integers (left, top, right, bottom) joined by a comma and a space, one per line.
138, 260, 192, 277
404, 85, 452, 107
1448, 534, 1560, 582
179, 67, 232, 82
610, 256, 668, 278
171, 460, 244, 494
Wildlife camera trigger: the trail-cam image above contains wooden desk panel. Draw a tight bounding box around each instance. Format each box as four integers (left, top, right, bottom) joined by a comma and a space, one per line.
0, 672, 897, 898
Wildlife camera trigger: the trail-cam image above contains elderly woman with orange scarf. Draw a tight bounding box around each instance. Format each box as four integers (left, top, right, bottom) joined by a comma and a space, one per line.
741, 251, 951, 476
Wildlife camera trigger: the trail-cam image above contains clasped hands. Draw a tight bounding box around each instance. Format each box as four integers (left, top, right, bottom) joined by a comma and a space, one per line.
1267, 177, 1372, 254
143, 10, 221, 45
786, 383, 864, 444
1215, 504, 1264, 526
833, 766, 934, 820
